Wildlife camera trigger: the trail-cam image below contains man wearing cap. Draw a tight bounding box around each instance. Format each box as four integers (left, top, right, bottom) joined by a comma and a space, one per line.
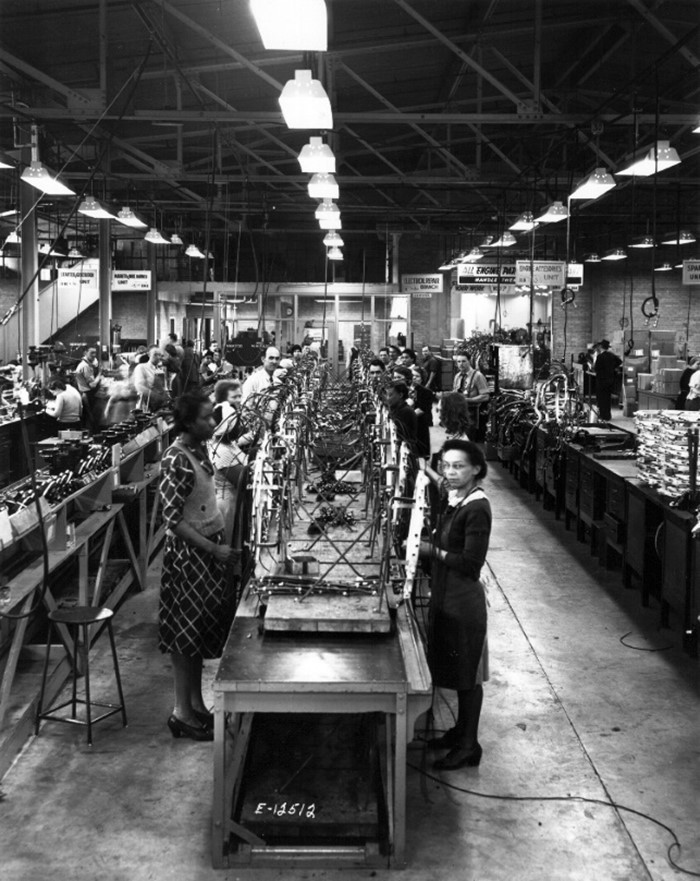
594, 339, 621, 421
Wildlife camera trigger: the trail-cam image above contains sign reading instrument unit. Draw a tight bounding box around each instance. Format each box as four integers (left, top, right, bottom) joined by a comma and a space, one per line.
682, 261, 700, 285
515, 261, 566, 288
57, 269, 152, 292
455, 263, 516, 293
111, 270, 152, 290
401, 274, 442, 298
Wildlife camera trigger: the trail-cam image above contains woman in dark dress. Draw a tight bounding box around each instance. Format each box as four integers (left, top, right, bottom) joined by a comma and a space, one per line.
419, 439, 491, 771
159, 391, 238, 741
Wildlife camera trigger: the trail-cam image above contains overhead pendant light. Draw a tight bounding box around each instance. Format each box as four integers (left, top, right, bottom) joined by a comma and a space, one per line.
21, 160, 75, 196
629, 235, 655, 249
601, 248, 627, 261
308, 173, 339, 200
39, 242, 67, 257
251, 0, 327, 51
117, 207, 148, 228
0, 158, 12, 169
5, 231, 21, 245
616, 140, 681, 176
323, 230, 344, 247
569, 167, 616, 200
298, 137, 336, 173
584, 253, 601, 263
438, 254, 458, 271
327, 246, 343, 261
144, 227, 170, 245
67, 246, 84, 258
654, 263, 673, 272
170, 233, 184, 245
279, 70, 333, 130
460, 247, 484, 262
661, 230, 696, 245
509, 211, 537, 231
492, 231, 517, 247
479, 235, 495, 247
537, 200, 568, 223
78, 196, 117, 220
315, 198, 340, 224
185, 244, 205, 258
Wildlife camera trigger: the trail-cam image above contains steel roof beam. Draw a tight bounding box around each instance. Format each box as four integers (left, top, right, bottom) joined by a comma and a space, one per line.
627, 0, 700, 70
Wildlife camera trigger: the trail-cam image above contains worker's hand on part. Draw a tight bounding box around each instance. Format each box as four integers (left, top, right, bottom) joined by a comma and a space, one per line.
211, 544, 238, 564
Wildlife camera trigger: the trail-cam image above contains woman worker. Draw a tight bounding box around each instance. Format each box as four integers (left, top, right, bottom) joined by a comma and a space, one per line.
419, 439, 491, 771
159, 391, 238, 741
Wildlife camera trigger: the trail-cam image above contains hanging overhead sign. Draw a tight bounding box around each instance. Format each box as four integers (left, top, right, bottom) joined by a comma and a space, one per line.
455, 263, 516, 293
111, 270, 152, 290
682, 261, 700, 285
515, 260, 566, 288
57, 267, 99, 291
401, 274, 442, 298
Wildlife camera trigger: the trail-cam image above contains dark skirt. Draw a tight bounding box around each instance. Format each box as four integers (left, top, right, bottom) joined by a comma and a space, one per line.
427, 576, 487, 691
158, 532, 231, 658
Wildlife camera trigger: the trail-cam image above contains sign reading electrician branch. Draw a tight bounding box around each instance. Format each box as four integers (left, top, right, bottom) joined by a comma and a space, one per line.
515, 260, 566, 288
682, 261, 700, 285
401, 274, 442, 298
57, 267, 99, 291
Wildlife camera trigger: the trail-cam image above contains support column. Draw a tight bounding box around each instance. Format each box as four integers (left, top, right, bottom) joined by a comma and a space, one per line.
98, 218, 111, 356
19, 152, 39, 380
147, 244, 157, 345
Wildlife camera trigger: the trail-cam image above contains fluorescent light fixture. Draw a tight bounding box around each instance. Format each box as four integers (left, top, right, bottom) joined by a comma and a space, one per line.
601, 248, 627, 261
67, 247, 84, 258
537, 200, 568, 223
39, 242, 66, 257
583, 253, 601, 263
78, 196, 117, 220
616, 140, 681, 176
492, 231, 517, 247
327, 246, 343, 261
661, 230, 695, 245
569, 167, 616, 200
279, 70, 332, 130
298, 137, 336, 173
21, 160, 75, 196
144, 227, 170, 244
0, 158, 12, 169
116, 207, 148, 228
170, 233, 184, 245
509, 211, 536, 231
308, 173, 339, 200
318, 215, 341, 230
460, 247, 484, 262
185, 244, 205, 258
479, 235, 495, 247
629, 235, 655, 249
5, 231, 21, 245
251, 0, 327, 51
323, 230, 344, 247
654, 263, 673, 271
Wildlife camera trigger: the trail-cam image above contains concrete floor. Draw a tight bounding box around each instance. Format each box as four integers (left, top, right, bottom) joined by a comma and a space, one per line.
1, 425, 698, 881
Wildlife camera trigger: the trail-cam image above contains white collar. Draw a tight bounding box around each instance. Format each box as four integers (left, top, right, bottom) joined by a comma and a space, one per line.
447, 486, 486, 508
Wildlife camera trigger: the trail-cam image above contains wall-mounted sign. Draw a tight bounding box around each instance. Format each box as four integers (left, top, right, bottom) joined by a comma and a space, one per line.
57, 268, 99, 290
682, 261, 700, 285
455, 263, 516, 293
515, 260, 566, 288
401, 274, 442, 297
111, 270, 152, 290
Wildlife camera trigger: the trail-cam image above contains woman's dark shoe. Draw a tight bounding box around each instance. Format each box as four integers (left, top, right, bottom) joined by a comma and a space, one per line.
167, 714, 213, 742
427, 727, 460, 750
433, 743, 482, 771
193, 708, 214, 728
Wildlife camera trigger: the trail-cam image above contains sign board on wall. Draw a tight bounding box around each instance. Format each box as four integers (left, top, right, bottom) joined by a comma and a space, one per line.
515, 260, 565, 288
682, 261, 700, 285
401, 274, 442, 298
455, 263, 516, 292
111, 270, 152, 290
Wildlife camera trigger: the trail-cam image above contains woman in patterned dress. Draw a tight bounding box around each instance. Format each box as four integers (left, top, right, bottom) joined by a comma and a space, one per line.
419, 439, 491, 771
159, 391, 238, 741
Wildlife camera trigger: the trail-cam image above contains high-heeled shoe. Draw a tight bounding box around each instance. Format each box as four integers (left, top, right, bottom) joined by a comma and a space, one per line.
167, 714, 213, 742
433, 743, 482, 771
193, 708, 214, 728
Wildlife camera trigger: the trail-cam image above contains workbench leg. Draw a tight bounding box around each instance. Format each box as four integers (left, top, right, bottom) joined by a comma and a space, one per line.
0, 594, 32, 730
393, 694, 408, 868
91, 519, 116, 606
212, 693, 226, 869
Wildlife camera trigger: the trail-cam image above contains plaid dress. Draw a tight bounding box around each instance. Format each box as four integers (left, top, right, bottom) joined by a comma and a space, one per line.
158, 446, 229, 658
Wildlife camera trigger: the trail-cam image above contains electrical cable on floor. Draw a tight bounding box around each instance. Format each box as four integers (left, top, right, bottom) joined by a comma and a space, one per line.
619, 631, 673, 652
406, 760, 699, 877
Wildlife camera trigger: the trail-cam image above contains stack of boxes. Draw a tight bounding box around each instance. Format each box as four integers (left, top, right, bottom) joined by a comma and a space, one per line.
635, 409, 700, 499
623, 355, 646, 414
646, 354, 685, 400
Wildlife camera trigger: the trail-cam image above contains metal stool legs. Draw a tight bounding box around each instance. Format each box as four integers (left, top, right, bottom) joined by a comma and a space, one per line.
35, 607, 127, 746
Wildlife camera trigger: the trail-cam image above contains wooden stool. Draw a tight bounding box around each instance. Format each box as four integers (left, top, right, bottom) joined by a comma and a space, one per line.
35, 606, 127, 746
